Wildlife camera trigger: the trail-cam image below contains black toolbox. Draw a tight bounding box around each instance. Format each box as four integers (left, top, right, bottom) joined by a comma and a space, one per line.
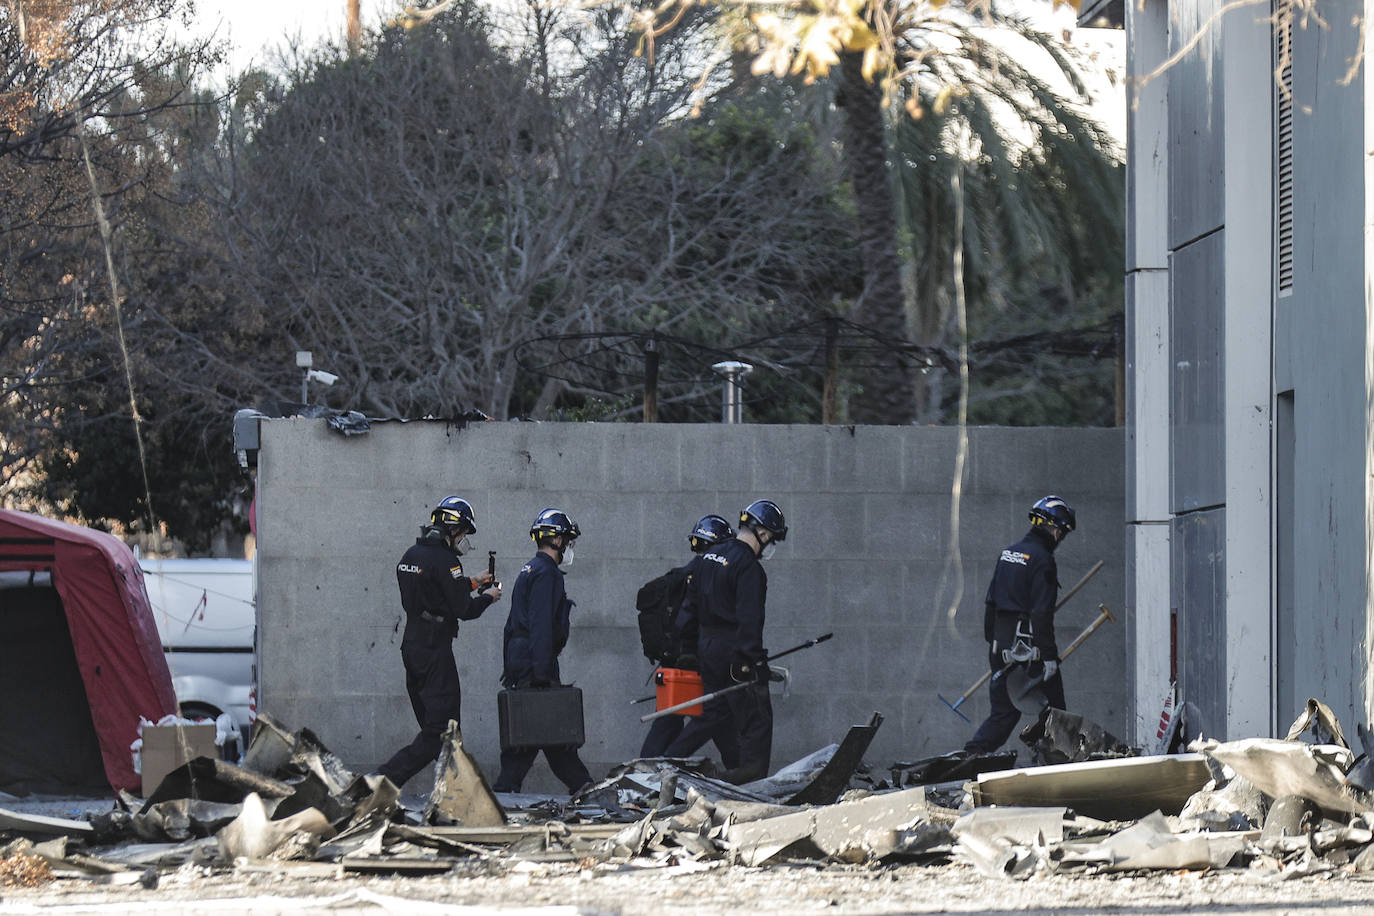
497, 686, 585, 750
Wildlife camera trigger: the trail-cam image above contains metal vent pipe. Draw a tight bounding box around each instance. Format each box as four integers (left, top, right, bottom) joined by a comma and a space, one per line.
712, 361, 753, 424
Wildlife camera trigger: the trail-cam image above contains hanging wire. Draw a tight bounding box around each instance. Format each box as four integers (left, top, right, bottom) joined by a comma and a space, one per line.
943, 164, 971, 626
79, 128, 158, 539
513, 313, 1117, 418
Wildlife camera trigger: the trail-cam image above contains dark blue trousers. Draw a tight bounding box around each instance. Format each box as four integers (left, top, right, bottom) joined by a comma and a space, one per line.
492, 745, 591, 793
641, 711, 741, 765
964, 645, 1066, 754
661, 632, 769, 782
640, 714, 687, 758
377, 639, 462, 788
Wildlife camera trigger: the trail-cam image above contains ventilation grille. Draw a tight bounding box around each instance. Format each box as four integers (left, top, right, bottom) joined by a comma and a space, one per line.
1275, 0, 1294, 295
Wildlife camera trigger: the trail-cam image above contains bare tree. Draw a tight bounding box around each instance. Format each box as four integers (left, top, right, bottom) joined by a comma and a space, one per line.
229, 2, 858, 420
0, 0, 214, 494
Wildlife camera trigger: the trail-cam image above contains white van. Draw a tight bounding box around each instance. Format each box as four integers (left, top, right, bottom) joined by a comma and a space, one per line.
138, 558, 255, 737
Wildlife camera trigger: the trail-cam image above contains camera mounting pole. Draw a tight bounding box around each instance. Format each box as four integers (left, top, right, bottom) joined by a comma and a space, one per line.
296, 351, 312, 403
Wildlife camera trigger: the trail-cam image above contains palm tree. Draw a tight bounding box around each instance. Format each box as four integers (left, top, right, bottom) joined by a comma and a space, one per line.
833, 8, 1121, 423
835, 50, 919, 424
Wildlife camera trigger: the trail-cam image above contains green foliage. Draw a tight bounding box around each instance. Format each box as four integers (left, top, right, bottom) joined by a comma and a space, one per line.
37, 387, 246, 551
889, 21, 1124, 425
547, 393, 638, 422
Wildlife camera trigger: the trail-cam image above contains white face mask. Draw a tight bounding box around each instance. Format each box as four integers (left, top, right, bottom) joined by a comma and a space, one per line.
455, 535, 473, 555
559, 545, 575, 569
760, 542, 777, 561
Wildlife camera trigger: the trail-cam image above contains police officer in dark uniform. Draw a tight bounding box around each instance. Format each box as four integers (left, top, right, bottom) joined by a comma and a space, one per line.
964, 495, 1076, 754
638, 514, 740, 761
492, 508, 593, 794
377, 496, 501, 789
662, 499, 786, 784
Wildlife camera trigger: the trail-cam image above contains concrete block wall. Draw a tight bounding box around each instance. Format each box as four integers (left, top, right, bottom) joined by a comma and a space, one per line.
254, 420, 1125, 793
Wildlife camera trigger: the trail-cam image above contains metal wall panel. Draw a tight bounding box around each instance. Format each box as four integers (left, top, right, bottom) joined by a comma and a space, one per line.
1172, 508, 1226, 737
1127, 522, 1172, 744
1218, 2, 1275, 740
1280, 0, 1367, 730
1126, 0, 1169, 273
1170, 232, 1225, 512
1167, 0, 1225, 246
1274, 391, 1294, 725
1128, 272, 1171, 523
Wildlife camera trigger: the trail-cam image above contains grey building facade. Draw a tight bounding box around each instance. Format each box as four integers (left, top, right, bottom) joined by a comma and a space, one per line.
1115, 0, 1370, 740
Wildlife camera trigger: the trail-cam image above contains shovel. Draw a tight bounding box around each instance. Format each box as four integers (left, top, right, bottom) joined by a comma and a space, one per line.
937, 560, 1104, 722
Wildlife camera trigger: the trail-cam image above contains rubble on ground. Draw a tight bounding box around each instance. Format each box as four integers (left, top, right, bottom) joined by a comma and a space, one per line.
10, 700, 1374, 890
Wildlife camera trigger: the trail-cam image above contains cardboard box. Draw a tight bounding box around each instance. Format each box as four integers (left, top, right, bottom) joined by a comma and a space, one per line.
141, 724, 217, 796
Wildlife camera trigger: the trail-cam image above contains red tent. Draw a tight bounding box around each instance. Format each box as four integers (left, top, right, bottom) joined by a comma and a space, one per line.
0, 510, 177, 793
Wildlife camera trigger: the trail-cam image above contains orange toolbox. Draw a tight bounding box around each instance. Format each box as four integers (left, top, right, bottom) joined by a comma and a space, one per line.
655, 667, 704, 716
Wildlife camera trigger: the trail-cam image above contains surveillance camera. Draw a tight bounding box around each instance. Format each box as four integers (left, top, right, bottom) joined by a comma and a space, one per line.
306, 369, 338, 386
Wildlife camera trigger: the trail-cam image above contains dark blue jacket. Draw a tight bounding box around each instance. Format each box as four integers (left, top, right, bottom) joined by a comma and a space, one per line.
501, 551, 574, 687
671, 555, 705, 661
396, 528, 493, 646
694, 537, 768, 667
983, 527, 1061, 659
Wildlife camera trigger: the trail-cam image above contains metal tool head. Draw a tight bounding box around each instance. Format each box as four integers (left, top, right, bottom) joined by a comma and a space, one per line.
937, 694, 972, 723
1006, 666, 1049, 715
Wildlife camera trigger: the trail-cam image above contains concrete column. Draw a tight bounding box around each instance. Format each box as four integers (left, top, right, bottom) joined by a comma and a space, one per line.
1220, 0, 1275, 739
1363, 0, 1374, 728
1126, 522, 1172, 741
1125, 0, 1173, 745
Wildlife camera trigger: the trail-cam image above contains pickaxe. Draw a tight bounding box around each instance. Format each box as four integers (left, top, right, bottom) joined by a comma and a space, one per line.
1012, 602, 1117, 702
937, 559, 1104, 722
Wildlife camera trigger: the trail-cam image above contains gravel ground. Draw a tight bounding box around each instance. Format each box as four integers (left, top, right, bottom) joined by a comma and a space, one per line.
5, 858, 1374, 914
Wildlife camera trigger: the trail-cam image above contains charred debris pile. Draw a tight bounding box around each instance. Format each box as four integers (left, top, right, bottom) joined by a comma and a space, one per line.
5, 702, 1374, 887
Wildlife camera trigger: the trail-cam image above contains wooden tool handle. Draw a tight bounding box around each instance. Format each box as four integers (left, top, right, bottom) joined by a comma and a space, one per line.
957, 668, 994, 704
1058, 603, 1115, 662
1054, 560, 1105, 611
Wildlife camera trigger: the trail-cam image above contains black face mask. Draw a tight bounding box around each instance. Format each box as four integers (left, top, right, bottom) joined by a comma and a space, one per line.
1040, 525, 1066, 550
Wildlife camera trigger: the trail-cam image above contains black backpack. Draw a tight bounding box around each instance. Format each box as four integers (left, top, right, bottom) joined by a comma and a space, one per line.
635, 565, 690, 664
